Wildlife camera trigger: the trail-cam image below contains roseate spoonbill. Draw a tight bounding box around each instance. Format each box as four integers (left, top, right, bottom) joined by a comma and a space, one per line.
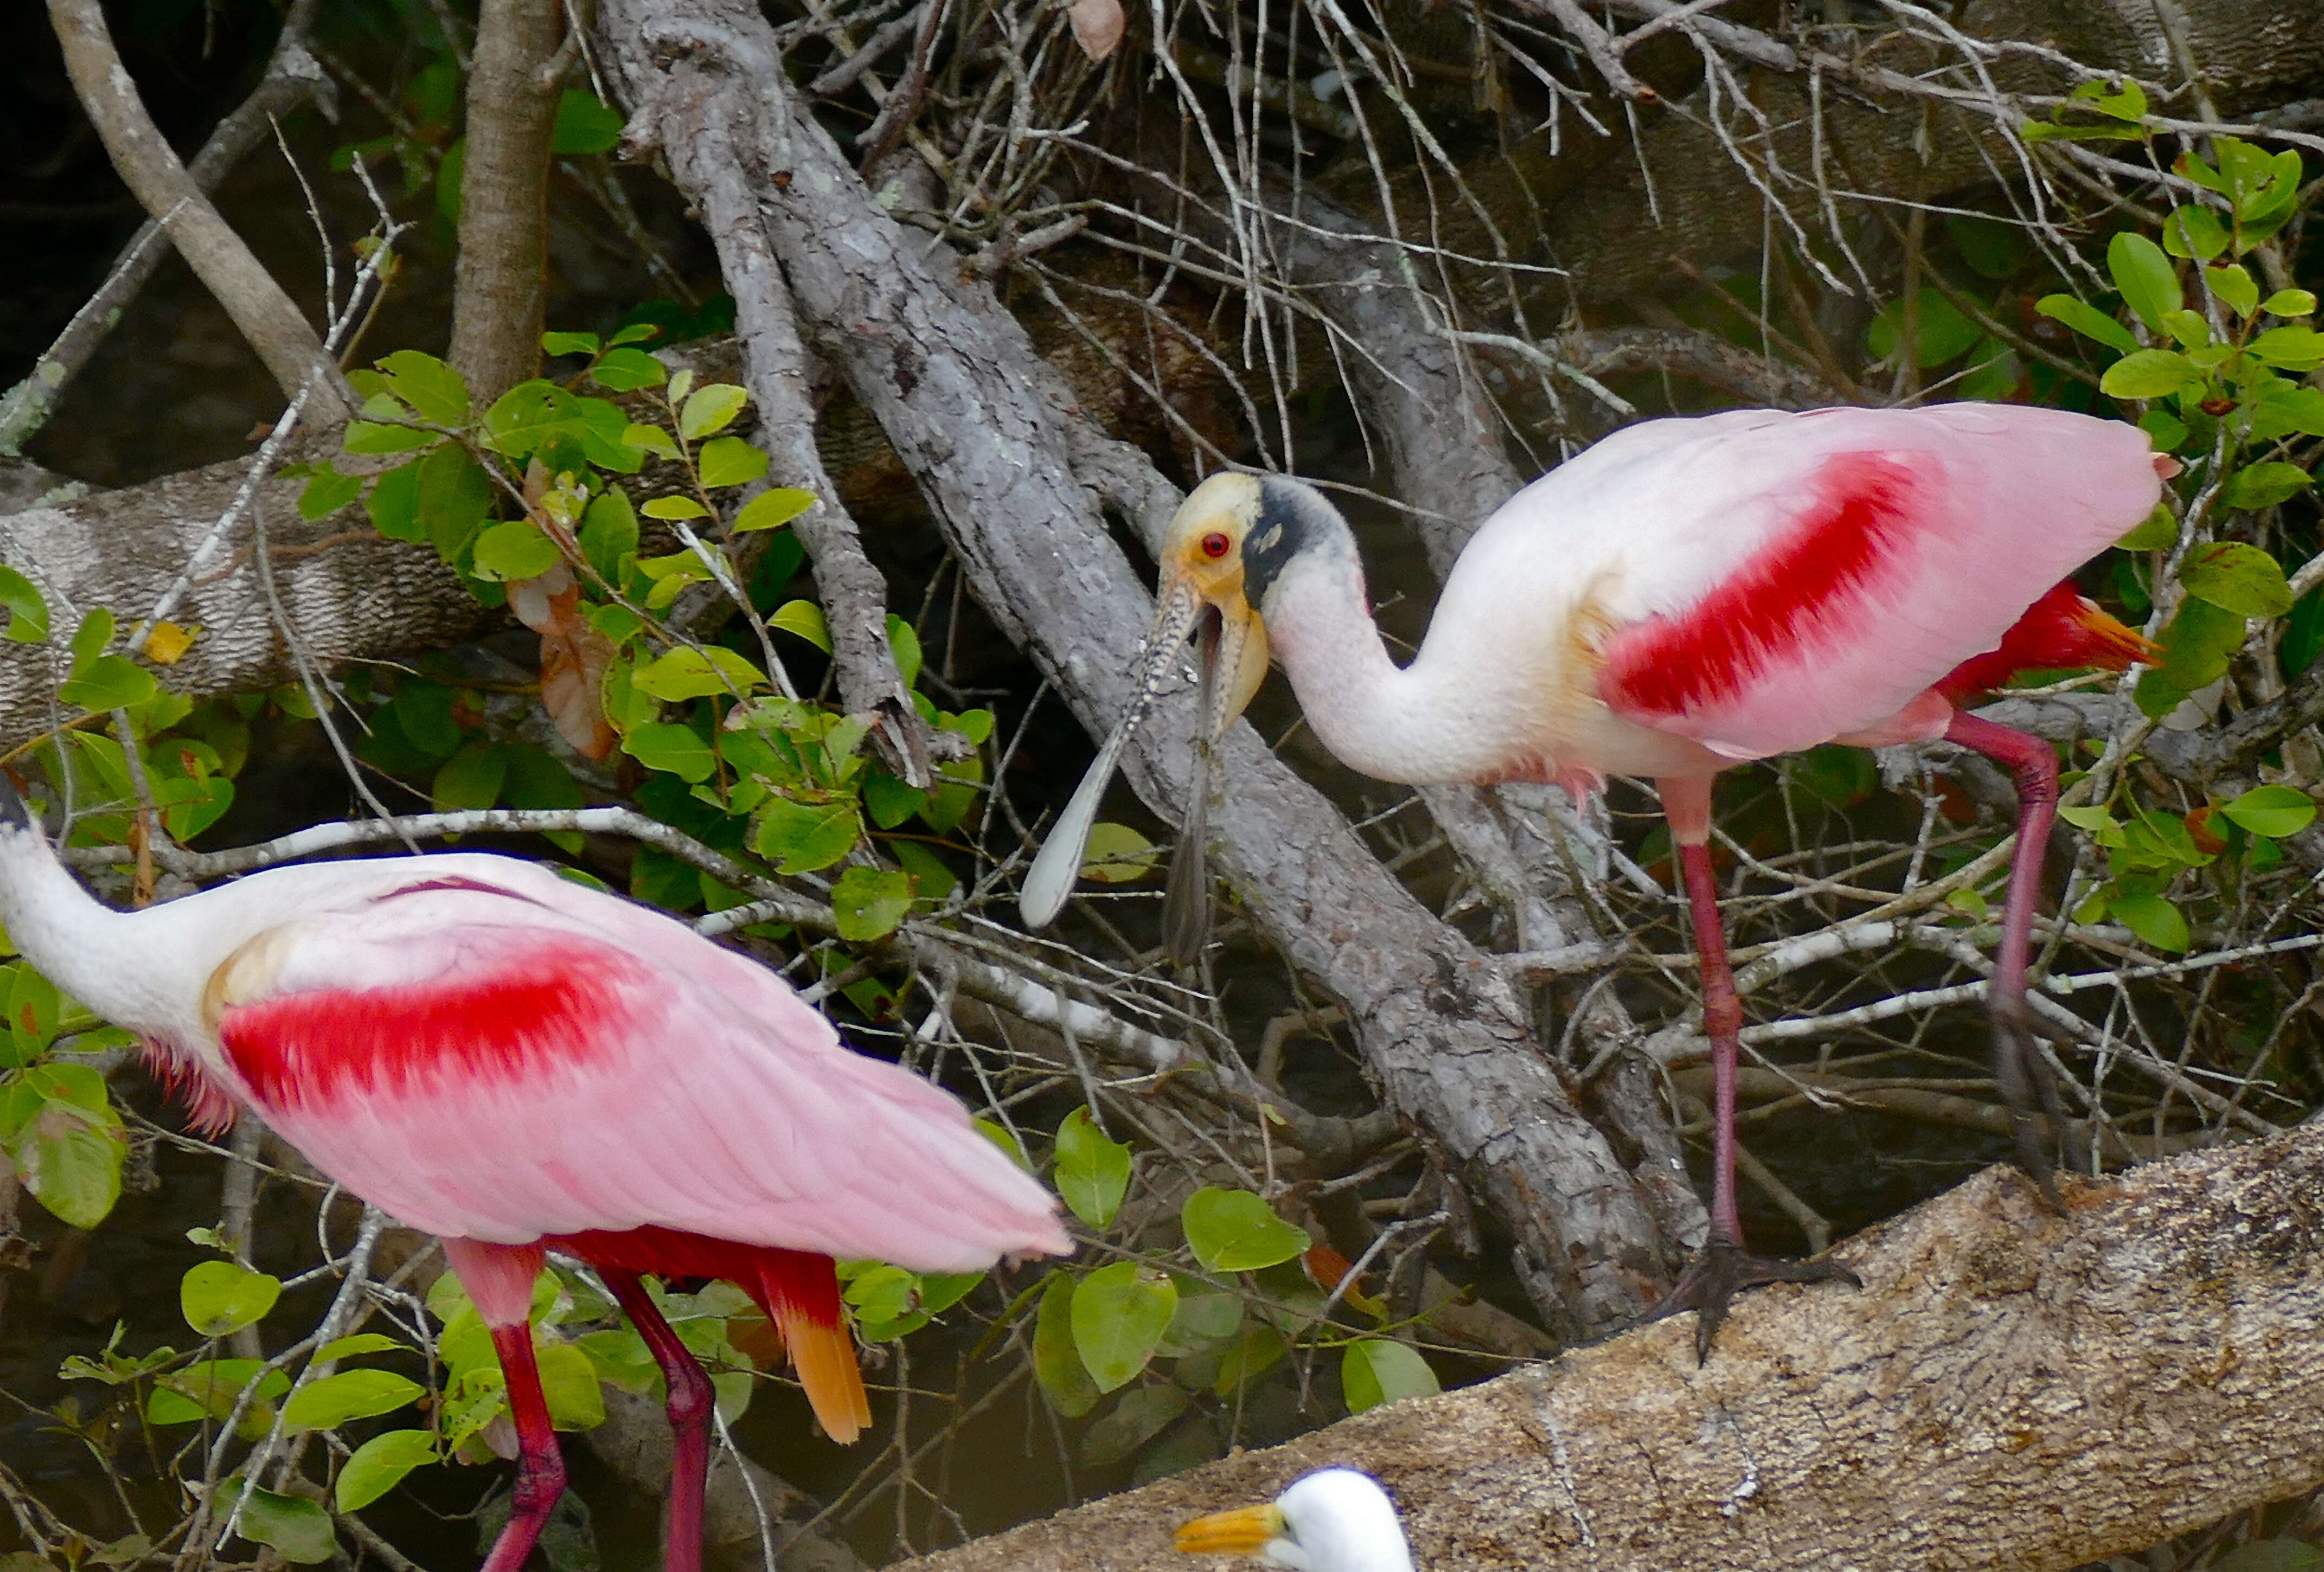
0, 782, 1070, 1572
1176, 1468, 1416, 1572
1023, 403, 2169, 1351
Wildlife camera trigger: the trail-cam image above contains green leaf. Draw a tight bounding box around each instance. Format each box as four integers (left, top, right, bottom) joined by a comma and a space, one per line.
770, 599, 833, 651
180, 1260, 282, 1337
1341, 1339, 1439, 1413
2220, 464, 2314, 514
2161, 206, 2229, 262
2181, 541, 2293, 614
550, 90, 624, 156
1866, 288, 1982, 367
1181, 1187, 1311, 1273
622, 723, 716, 784
697, 437, 770, 489
2205, 262, 2259, 317
146, 1359, 289, 1425
1214, 1321, 1287, 1396
470, 519, 564, 582
343, 419, 439, 454
885, 614, 923, 689
10, 1092, 125, 1227
1053, 1107, 1131, 1229
281, 1369, 425, 1433
2099, 349, 2200, 400
589, 348, 668, 393
624, 421, 680, 460
335, 1429, 437, 1512
2154, 596, 2246, 692
752, 795, 861, 874
219, 1480, 336, 1563
1079, 822, 1158, 884
536, 1339, 605, 1429
2109, 891, 2188, 952
678, 383, 749, 440
1071, 1261, 1176, 1394
365, 457, 426, 542
1033, 1272, 1100, 1417
417, 445, 496, 562
2157, 309, 2210, 349
298, 469, 364, 521
1944, 214, 2028, 280
1079, 1385, 1190, 1469
641, 495, 710, 521
316, 1333, 409, 1361
733, 487, 814, 532
70, 607, 114, 668
632, 646, 765, 701
2107, 233, 2180, 330
2262, 289, 2317, 318
432, 741, 508, 811
0, 567, 49, 644
832, 865, 913, 940
2249, 325, 2324, 372
580, 488, 638, 582
2116, 503, 2179, 550
541, 331, 602, 357
2220, 785, 2317, 839
59, 655, 157, 713
2034, 294, 2140, 355
377, 349, 471, 426
2137, 410, 2189, 454
2071, 76, 2147, 122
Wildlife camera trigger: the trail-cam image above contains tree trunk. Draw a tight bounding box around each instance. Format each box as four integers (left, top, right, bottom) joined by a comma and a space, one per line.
890, 1127, 2324, 1572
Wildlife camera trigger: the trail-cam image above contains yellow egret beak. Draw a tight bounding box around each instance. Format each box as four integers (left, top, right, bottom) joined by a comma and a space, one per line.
1174, 1501, 1289, 1557
1019, 476, 1272, 935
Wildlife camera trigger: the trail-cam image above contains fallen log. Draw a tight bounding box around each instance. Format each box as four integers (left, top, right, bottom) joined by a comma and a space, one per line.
893, 1126, 2324, 1572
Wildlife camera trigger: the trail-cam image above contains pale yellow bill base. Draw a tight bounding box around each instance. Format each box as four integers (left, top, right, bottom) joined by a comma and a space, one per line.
1174, 1502, 1288, 1557
1019, 582, 1205, 929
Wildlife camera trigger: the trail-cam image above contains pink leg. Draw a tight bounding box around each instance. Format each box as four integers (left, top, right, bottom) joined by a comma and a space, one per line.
443, 1240, 565, 1572
1943, 710, 2068, 1199
1646, 779, 1856, 1361
600, 1270, 712, 1572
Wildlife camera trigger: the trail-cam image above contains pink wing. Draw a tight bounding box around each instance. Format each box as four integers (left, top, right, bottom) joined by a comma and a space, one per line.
1591, 405, 2163, 759
213, 872, 1067, 1274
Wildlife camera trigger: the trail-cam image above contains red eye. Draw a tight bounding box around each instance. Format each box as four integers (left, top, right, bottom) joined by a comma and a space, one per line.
1200, 531, 1232, 560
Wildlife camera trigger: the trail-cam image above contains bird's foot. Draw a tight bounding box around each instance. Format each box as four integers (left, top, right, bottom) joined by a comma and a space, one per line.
1989, 999, 2069, 1209
1646, 1236, 1860, 1364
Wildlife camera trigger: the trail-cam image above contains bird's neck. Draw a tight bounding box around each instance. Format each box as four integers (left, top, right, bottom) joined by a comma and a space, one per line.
1260, 549, 1506, 785
0, 820, 144, 1028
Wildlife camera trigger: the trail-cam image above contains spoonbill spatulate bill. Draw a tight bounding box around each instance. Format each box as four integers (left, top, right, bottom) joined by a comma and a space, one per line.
0, 781, 1070, 1572
1176, 1468, 1417, 1572
1023, 402, 2170, 1351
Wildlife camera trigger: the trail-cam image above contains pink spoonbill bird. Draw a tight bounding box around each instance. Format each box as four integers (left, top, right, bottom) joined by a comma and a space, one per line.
1023, 402, 2169, 1351
0, 787, 1070, 1572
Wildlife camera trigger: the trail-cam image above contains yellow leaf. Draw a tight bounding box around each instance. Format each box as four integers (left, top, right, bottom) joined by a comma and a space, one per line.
141, 622, 198, 665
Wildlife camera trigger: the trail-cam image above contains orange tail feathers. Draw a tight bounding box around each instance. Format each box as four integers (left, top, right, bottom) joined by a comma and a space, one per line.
1937, 582, 2160, 702
754, 1256, 870, 1445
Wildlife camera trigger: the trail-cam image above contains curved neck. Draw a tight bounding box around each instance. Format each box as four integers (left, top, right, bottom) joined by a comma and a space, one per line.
1260, 550, 1500, 785
0, 818, 143, 1027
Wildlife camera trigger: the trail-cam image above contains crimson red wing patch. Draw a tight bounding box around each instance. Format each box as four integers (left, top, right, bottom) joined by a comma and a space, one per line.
1600, 451, 1929, 720
219, 939, 636, 1113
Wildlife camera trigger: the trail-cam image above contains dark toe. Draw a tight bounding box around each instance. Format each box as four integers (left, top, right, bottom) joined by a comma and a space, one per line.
1646, 1239, 1860, 1363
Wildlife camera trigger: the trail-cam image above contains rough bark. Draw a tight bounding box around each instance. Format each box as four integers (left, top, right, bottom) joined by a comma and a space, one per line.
44, 0, 354, 419
597, 0, 1667, 1342
450, 0, 568, 404
632, 76, 937, 786
0, 457, 485, 747
889, 1127, 2324, 1572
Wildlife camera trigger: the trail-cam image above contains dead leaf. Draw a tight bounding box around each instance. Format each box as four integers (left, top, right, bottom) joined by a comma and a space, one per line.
140, 621, 198, 665
508, 562, 618, 761
1068, 0, 1124, 62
